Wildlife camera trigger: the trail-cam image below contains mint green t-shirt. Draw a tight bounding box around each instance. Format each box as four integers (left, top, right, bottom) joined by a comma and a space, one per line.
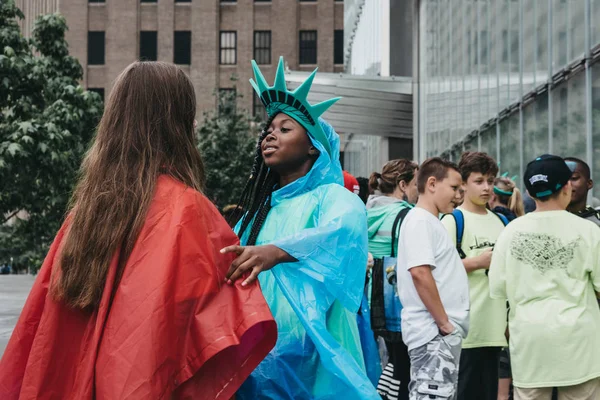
489, 210, 600, 388
442, 208, 508, 349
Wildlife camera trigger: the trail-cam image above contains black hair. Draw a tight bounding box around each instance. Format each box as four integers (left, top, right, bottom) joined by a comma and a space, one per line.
564, 157, 591, 180
534, 190, 562, 202
229, 114, 279, 245
356, 177, 370, 204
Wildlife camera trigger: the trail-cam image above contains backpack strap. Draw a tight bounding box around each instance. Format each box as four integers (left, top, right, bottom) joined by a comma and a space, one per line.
494, 212, 510, 226
390, 207, 411, 257
370, 257, 386, 333
449, 209, 467, 259
447, 209, 508, 259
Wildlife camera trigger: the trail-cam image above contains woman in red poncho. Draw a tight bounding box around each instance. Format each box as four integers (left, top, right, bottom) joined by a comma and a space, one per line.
0, 61, 276, 400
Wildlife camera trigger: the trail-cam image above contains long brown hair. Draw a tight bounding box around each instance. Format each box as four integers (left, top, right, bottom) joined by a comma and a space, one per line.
369, 159, 418, 194
52, 61, 205, 310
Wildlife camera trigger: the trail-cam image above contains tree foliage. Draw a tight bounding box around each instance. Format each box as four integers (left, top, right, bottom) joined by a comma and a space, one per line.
197, 88, 262, 212
0, 1, 103, 271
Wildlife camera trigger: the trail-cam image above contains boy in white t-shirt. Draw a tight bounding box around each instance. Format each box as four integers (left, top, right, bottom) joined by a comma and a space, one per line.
397, 157, 470, 400
489, 155, 600, 399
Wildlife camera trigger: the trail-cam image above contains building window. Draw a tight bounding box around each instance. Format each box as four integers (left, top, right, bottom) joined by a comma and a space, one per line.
254, 0, 271, 2
89, 0, 105, 3
218, 88, 236, 115
253, 94, 266, 118
299, 0, 317, 2
220, 31, 237, 65
175, 0, 191, 2
558, 31, 568, 65
140, 0, 157, 3
140, 31, 157, 61
254, 31, 271, 65
469, 29, 477, 67
479, 30, 488, 66
502, 30, 509, 63
174, 31, 191, 64
220, 0, 236, 2
88, 88, 105, 102
501, 29, 517, 67
88, 31, 105, 65
299, 30, 317, 64
334, 29, 343, 65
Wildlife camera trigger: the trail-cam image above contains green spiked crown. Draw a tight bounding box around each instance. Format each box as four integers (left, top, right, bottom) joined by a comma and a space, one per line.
250, 56, 341, 157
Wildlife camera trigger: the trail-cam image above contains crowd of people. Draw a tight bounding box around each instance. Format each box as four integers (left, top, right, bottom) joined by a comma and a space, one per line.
0, 57, 599, 400
358, 152, 600, 400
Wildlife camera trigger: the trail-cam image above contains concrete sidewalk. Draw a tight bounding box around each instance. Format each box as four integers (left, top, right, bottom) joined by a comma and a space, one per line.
0, 275, 35, 358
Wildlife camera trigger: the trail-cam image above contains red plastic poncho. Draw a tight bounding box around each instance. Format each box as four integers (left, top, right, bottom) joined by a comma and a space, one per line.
0, 175, 276, 400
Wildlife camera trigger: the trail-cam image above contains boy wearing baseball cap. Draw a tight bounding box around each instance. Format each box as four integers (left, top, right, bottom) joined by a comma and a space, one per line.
489, 155, 600, 399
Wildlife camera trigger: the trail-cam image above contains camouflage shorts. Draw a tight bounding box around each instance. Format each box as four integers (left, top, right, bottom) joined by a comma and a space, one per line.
407, 331, 462, 400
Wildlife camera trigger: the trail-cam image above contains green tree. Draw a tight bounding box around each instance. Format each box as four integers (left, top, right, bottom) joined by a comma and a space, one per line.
197, 88, 262, 212
0, 1, 103, 271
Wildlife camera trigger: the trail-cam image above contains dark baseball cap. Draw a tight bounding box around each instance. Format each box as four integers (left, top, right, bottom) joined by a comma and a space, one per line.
523, 154, 572, 199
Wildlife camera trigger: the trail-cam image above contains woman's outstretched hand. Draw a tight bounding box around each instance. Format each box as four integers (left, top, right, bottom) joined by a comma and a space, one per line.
221, 244, 295, 287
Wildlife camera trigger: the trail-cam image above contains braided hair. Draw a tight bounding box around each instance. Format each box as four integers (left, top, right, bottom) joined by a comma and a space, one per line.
230, 114, 279, 245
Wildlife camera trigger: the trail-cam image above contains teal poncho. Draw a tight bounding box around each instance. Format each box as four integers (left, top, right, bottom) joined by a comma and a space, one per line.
236, 119, 379, 399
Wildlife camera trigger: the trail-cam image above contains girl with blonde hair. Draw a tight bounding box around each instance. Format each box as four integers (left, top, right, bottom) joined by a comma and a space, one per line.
488, 176, 525, 221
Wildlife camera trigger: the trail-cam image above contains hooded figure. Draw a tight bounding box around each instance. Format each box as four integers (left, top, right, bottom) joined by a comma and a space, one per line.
224, 57, 379, 399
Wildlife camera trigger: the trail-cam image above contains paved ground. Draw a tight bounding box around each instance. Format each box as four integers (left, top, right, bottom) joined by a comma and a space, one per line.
0, 275, 35, 358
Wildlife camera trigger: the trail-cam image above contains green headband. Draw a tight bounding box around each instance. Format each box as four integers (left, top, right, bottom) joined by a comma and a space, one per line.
493, 186, 514, 196
500, 172, 519, 182
250, 56, 341, 157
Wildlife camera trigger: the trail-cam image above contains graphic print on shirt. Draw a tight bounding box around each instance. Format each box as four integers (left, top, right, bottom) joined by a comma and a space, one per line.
468, 235, 495, 251
510, 232, 579, 274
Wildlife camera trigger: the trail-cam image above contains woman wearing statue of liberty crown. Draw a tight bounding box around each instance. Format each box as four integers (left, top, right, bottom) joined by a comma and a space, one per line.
222, 57, 379, 399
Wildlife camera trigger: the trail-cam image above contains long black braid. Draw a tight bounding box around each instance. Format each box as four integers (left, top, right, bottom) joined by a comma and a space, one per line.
230, 114, 279, 245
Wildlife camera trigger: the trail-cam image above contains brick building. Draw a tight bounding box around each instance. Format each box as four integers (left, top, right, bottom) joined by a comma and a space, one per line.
16, 0, 344, 115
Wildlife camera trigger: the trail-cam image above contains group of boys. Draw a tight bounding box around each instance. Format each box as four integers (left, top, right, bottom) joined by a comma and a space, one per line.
395, 153, 600, 400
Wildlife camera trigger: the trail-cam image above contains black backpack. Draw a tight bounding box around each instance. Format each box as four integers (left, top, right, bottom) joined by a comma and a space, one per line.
370, 206, 411, 343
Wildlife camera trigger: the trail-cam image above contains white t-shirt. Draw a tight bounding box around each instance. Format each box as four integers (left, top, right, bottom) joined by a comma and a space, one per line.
397, 207, 470, 351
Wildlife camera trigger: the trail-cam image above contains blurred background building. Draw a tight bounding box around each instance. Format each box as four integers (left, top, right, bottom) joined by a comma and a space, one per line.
16, 0, 408, 177
341, 0, 414, 176
414, 0, 600, 198
17, 0, 600, 190
346, 0, 600, 196
16, 0, 344, 116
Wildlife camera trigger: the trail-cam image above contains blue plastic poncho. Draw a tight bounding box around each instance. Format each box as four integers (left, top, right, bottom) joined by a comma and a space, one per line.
236, 119, 379, 400
357, 287, 383, 387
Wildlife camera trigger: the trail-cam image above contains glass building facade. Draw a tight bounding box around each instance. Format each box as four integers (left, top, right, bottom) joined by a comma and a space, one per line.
418, 0, 600, 198
343, 0, 394, 177
342, 0, 414, 178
